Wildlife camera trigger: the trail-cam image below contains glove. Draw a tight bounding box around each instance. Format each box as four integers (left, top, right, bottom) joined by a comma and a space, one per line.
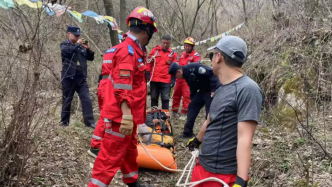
186, 137, 202, 151
232, 176, 247, 187
120, 115, 134, 136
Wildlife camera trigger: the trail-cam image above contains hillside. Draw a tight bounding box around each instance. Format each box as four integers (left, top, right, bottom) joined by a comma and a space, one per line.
1, 0, 332, 187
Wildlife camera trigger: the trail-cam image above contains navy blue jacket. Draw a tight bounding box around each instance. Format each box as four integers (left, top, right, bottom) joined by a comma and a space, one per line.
60, 40, 94, 80
182, 63, 221, 99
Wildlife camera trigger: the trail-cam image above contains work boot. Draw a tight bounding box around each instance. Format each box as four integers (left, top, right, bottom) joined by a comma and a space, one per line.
177, 133, 194, 139
87, 147, 100, 158
126, 181, 154, 187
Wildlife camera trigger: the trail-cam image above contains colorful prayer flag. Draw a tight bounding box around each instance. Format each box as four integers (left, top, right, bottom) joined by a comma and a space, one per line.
15, 0, 42, 8
0, 0, 15, 9
93, 15, 105, 24
105, 20, 115, 27
104, 16, 114, 22
81, 10, 98, 17
67, 10, 82, 22
47, 3, 69, 16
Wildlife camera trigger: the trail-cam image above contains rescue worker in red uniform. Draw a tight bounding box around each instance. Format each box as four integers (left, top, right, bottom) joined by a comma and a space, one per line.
88, 47, 116, 158
171, 37, 201, 119
88, 6, 157, 187
88, 31, 131, 158
147, 35, 178, 110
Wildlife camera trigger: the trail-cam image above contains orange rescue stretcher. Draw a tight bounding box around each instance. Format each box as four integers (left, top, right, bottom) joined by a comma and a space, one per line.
137, 109, 177, 172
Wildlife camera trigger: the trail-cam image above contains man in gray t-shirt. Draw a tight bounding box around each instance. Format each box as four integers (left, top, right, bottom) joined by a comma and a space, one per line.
187, 36, 263, 187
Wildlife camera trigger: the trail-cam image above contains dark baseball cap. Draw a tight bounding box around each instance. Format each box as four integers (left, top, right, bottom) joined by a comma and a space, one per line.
168, 62, 180, 75
207, 35, 247, 63
67, 26, 81, 35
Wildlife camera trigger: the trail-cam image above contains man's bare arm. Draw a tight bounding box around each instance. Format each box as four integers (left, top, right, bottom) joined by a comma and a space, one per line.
236, 120, 257, 180
121, 101, 131, 115
196, 114, 210, 142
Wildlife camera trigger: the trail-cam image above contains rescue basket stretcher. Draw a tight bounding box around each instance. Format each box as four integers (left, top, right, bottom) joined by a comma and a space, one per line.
137, 108, 177, 172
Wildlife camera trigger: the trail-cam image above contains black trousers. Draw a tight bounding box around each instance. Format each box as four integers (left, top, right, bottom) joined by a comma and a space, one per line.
150, 81, 171, 110
183, 91, 212, 136
61, 75, 95, 127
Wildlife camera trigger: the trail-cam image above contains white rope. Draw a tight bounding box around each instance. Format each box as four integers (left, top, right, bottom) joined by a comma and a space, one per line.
138, 136, 184, 172
137, 137, 229, 187
147, 50, 159, 86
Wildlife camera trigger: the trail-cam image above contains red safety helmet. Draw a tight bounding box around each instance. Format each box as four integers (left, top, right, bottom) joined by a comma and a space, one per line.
184, 37, 195, 46
126, 6, 157, 32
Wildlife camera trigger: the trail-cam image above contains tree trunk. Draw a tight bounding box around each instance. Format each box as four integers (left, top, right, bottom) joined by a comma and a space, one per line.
242, 0, 248, 24
120, 0, 127, 31
146, 0, 150, 9
103, 0, 119, 46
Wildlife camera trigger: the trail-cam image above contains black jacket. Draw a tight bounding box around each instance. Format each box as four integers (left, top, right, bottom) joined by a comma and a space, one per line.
182, 63, 221, 99
60, 40, 94, 80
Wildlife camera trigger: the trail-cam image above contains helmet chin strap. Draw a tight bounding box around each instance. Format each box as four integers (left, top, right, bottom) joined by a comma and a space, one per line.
143, 27, 154, 46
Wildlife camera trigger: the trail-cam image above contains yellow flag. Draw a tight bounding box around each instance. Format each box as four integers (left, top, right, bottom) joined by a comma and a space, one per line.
104, 16, 114, 22
211, 37, 215, 42
15, 0, 42, 8
73, 11, 82, 19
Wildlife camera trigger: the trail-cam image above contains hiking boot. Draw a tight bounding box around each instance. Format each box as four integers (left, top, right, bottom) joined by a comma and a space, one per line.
177, 133, 194, 139
86, 123, 96, 129
60, 122, 69, 127
88, 147, 100, 158
126, 181, 154, 187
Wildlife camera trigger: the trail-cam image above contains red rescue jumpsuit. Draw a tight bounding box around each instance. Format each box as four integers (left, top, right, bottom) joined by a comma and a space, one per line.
172, 50, 201, 114
147, 45, 178, 83
90, 49, 114, 149
89, 35, 147, 187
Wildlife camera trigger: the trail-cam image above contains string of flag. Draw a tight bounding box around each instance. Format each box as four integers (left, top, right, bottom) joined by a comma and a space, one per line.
0, 0, 246, 49
171, 22, 245, 50
0, 0, 123, 37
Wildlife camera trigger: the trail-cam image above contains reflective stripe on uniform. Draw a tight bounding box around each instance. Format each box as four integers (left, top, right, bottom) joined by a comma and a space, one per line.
92, 135, 102, 140
105, 129, 125, 138
123, 171, 138, 178
172, 107, 179, 109
103, 60, 112, 64
114, 84, 132, 90
182, 108, 188, 111
137, 63, 144, 68
90, 178, 108, 187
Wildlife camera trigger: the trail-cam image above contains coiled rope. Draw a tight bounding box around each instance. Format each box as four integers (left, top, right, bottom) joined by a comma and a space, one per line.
138, 128, 229, 187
